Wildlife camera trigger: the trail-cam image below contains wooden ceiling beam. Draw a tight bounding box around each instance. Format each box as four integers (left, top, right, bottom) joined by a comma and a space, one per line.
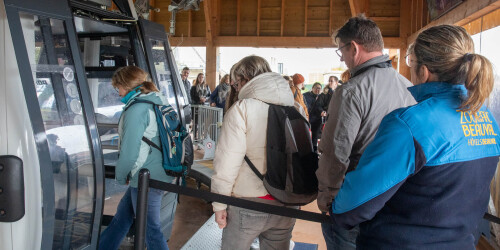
169, 36, 402, 48
348, 0, 368, 17
407, 0, 500, 44
203, 0, 215, 43
371, 16, 400, 22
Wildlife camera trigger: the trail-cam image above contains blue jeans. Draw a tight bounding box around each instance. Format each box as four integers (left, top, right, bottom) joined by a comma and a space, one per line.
322, 222, 359, 250
99, 187, 176, 250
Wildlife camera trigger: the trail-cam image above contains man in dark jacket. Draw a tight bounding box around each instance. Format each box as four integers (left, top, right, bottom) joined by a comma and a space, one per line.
304, 82, 322, 152
313, 76, 339, 119
316, 14, 415, 250
181, 66, 192, 104
303, 82, 322, 112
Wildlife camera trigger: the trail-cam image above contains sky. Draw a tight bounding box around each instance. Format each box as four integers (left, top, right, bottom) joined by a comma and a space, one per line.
172, 46, 347, 84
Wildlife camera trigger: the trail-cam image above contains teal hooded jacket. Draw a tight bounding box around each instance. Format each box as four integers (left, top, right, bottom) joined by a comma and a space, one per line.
116, 91, 175, 187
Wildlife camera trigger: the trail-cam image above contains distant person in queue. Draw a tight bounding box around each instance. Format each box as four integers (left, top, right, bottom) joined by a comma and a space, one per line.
304, 82, 323, 152
211, 56, 298, 250
329, 24, 500, 249
316, 15, 416, 249
313, 76, 338, 122
291, 73, 309, 119
210, 74, 231, 109
99, 66, 177, 250
190, 72, 211, 105
303, 82, 322, 112
180, 66, 192, 104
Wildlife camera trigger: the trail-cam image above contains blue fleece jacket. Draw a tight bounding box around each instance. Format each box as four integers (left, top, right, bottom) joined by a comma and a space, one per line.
331, 82, 500, 249
116, 92, 175, 188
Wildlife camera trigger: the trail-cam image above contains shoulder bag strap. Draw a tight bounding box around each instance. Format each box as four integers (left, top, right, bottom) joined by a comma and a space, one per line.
244, 155, 264, 180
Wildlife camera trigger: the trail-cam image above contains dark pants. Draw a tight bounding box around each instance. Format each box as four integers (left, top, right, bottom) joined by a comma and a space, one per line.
321, 223, 359, 250
310, 118, 322, 152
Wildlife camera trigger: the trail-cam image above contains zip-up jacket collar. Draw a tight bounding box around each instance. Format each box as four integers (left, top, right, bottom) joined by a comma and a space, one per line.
349, 54, 391, 78
408, 81, 467, 102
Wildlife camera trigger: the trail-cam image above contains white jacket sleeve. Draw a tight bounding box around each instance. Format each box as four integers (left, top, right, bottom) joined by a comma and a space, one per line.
211, 101, 248, 211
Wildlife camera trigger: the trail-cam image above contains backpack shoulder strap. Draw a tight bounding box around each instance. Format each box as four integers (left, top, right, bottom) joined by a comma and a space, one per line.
244, 156, 264, 180
124, 99, 156, 112
125, 99, 162, 151
142, 136, 161, 151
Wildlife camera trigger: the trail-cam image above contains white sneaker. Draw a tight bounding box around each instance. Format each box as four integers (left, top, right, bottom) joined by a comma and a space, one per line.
289, 240, 295, 250
250, 238, 260, 250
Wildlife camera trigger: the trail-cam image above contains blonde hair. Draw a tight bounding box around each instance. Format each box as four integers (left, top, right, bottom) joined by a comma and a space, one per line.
112, 66, 158, 94
231, 55, 272, 83
410, 25, 494, 114
220, 74, 230, 85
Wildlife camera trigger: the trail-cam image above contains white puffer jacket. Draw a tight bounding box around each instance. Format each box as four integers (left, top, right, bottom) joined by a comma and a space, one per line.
211, 72, 296, 211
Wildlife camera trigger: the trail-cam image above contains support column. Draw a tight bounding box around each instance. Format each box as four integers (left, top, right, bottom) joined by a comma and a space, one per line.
398, 0, 411, 80
205, 41, 219, 91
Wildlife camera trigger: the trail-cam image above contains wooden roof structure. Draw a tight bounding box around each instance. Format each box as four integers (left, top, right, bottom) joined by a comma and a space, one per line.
147, 0, 500, 89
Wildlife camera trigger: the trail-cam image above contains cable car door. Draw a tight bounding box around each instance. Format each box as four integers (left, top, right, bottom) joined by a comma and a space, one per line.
3, 0, 104, 249
138, 19, 192, 125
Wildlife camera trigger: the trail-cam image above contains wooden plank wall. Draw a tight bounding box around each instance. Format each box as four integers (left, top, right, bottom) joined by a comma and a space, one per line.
154, 0, 402, 45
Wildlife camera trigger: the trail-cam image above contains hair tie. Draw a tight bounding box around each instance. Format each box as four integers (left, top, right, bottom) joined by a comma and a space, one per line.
464, 53, 473, 62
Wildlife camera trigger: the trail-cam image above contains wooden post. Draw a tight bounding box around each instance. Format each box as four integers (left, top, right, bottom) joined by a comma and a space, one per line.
329, 0, 333, 35
205, 42, 219, 91
257, 0, 261, 36
281, 0, 285, 36
304, 0, 308, 36
237, 0, 241, 36
399, 0, 412, 80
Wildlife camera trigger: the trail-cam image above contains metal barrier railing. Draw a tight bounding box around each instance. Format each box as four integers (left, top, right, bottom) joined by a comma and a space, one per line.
191, 104, 223, 147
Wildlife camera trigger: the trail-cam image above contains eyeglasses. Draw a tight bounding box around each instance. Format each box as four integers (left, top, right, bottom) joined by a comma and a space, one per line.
113, 86, 119, 93
234, 77, 246, 88
405, 53, 418, 67
335, 43, 352, 57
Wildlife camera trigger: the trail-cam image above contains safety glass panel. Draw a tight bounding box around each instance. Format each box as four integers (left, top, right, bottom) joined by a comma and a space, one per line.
19, 13, 94, 250
78, 34, 135, 166
150, 39, 179, 112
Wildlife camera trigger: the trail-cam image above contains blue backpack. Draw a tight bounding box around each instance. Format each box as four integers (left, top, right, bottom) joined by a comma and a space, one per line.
125, 99, 193, 178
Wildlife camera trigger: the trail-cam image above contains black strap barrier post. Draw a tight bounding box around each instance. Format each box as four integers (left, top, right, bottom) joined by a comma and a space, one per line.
135, 169, 150, 250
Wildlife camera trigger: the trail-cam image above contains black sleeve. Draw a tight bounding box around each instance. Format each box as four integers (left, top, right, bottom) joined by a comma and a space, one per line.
313, 94, 326, 115
323, 93, 333, 112
191, 86, 201, 104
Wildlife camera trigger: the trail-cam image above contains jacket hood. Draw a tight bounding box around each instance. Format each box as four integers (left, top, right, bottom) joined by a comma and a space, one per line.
124, 91, 168, 109
238, 72, 294, 106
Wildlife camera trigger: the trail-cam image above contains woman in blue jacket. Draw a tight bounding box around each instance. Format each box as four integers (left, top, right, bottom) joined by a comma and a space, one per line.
329, 25, 500, 249
210, 74, 231, 109
99, 66, 176, 250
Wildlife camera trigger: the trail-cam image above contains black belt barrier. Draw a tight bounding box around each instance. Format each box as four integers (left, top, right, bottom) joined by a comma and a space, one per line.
134, 169, 500, 250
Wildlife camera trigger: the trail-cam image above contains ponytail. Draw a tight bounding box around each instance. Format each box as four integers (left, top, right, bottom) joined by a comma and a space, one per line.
412, 25, 495, 115
140, 80, 159, 94
460, 54, 494, 114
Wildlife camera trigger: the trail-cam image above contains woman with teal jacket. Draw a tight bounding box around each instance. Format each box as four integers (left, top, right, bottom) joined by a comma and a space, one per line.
99, 66, 176, 250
